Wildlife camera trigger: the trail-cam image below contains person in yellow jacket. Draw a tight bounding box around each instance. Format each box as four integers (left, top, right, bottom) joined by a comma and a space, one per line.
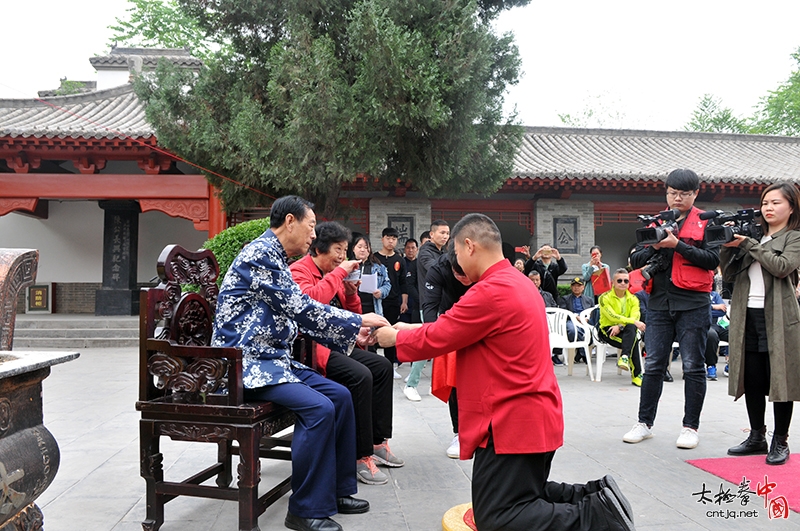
598, 269, 647, 386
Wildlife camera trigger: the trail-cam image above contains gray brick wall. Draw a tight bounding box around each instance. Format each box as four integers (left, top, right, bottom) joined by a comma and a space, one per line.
369, 198, 431, 248
534, 199, 595, 279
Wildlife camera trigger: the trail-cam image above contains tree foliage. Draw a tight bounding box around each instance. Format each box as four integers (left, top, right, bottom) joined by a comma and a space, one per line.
750, 48, 800, 136
684, 94, 748, 134
107, 0, 222, 60
129, 0, 528, 218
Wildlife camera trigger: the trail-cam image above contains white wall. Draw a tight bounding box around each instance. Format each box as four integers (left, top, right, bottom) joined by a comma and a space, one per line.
0, 201, 208, 283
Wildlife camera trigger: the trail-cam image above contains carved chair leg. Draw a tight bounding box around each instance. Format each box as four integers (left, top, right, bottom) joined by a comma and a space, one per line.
237, 426, 262, 531
217, 439, 233, 488
140, 421, 164, 531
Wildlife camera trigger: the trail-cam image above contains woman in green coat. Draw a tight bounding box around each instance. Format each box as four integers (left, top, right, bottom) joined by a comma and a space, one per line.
720, 182, 800, 466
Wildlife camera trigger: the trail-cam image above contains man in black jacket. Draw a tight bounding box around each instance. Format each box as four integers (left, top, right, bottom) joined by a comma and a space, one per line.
422, 246, 472, 458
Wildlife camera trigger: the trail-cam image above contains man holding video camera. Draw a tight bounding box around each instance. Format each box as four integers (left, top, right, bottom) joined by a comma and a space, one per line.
623, 169, 719, 450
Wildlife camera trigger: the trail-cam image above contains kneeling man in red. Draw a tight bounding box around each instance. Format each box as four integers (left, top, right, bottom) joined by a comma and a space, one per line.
375, 213, 636, 531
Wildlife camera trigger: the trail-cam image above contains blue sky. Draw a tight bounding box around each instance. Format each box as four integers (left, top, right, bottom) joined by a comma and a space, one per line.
2, 0, 799, 132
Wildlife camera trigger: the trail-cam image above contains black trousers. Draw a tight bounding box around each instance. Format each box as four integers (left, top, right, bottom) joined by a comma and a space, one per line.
472, 431, 612, 531
598, 324, 641, 377
325, 348, 394, 458
382, 303, 401, 364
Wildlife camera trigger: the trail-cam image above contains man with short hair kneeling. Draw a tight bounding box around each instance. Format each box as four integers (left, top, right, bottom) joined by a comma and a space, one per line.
375, 213, 635, 531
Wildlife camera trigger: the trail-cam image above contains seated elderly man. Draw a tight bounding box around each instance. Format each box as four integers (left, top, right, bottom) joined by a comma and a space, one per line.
559, 276, 593, 363
212, 196, 389, 531
290, 221, 403, 486
598, 268, 646, 387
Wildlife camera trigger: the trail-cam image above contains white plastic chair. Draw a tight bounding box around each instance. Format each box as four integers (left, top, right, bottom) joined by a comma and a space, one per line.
546, 307, 593, 381
582, 305, 643, 382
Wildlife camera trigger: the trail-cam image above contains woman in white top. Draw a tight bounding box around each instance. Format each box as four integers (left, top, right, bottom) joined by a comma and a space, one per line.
721, 182, 800, 465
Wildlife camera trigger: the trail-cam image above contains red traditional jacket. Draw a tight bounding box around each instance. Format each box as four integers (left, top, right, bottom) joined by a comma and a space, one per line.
396, 259, 564, 459
289, 254, 362, 374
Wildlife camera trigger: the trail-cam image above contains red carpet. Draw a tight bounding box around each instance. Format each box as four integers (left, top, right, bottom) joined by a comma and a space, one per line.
687, 454, 800, 514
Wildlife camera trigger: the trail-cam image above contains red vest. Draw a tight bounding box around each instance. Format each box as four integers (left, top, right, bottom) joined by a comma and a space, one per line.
671, 206, 714, 292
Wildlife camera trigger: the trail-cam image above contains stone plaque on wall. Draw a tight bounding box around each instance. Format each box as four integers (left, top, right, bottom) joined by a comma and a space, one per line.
553, 217, 578, 254
388, 216, 415, 245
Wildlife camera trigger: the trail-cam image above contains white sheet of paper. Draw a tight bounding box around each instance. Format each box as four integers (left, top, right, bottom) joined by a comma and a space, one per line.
359, 273, 378, 293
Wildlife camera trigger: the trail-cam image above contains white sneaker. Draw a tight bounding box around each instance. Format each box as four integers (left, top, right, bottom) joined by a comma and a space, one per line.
446, 435, 460, 459
403, 386, 421, 402
393, 369, 402, 379
622, 422, 653, 444
404, 374, 409, 383
676, 427, 699, 449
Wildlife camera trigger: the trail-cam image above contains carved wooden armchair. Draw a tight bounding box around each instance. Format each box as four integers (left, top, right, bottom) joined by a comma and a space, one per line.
136, 244, 304, 531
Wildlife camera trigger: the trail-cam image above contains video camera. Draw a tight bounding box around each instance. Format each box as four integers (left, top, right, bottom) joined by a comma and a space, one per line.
701, 208, 763, 247
635, 208, 681, 245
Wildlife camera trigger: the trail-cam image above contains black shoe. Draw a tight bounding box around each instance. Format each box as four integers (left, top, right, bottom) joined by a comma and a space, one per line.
597, 487, 635, 531
727, 426, 767, 456
663, 370, 673, 382
552, 354, 564, 366
766, 433, 790, 465
336, 495, 370, 514
285, 512, 343, 531
599, 475, 633, 524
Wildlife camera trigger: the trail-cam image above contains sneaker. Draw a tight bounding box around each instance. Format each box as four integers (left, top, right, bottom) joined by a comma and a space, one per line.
403, 386, 421, 402
552, 354, 564, 366
597, 488, 635, 531
617, 355, 630, 371
630, 374, 642, 387
404, 374, 409, 383
356, 457, 388, 485
663, 370, 673, 382
623, 422, 653, 444
393, 368, 402, 379
723, 364, 729, 377
446, 435, 460, 459
707, 366, 717, 381
372, 441, 404, 467
676, 427, 699, 449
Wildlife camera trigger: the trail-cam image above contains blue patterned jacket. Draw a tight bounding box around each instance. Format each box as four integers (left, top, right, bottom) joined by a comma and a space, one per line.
212, 229, 362, 388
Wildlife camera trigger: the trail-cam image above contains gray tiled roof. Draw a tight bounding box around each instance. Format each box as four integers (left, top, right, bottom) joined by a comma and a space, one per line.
89, 47, 202, 70
0, 85, 152, 140
514, 126, 800, 184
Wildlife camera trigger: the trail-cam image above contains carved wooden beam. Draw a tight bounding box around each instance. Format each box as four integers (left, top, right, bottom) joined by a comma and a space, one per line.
4, 153, 41, 174
0, 199, 39, 217
137, 154, 173, 175
72, 157, 107, 174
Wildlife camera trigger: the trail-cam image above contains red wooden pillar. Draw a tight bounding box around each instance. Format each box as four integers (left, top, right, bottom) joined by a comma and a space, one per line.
208, 185, 227, 238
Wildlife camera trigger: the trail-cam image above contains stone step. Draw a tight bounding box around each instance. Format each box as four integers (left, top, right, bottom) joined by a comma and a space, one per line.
12, 337, 139, 349
13, 328, 138, 339
14, 317, 138, 330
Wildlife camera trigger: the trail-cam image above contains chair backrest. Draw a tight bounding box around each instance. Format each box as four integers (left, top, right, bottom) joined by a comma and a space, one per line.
545, 307, 591, 349
139, 245, 244, 406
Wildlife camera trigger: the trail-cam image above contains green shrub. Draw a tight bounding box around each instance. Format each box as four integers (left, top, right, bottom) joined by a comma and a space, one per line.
203, 218, 270, 284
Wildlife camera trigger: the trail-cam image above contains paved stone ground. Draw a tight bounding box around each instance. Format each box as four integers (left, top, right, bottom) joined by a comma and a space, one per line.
29, 347, 800, 531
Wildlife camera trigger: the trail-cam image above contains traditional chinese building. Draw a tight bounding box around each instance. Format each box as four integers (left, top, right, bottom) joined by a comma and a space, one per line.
3, 48, 800, 314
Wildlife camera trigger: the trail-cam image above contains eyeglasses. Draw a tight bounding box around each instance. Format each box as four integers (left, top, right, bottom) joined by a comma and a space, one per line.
616, 279, 630, 284
666, 190, 694, 198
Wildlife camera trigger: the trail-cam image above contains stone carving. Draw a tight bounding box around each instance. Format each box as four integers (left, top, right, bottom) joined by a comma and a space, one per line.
0, 250, 38, 351
157, 423, 233, 443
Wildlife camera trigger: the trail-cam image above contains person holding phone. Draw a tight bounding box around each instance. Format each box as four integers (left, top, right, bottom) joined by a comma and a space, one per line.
582, 245, 610, 301
721, 182, 800, 465
291, 222, 405, 485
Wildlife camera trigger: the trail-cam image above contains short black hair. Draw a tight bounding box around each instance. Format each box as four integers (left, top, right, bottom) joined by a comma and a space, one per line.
405, 238, 418, 247
382, 227, 400, 238
420, 231, 430, 241
270, 196, 314, 228
310, 221, 351, 256
452, 213, 501, 249
665, 169, 700, 192
430, 219, 449, 230
446, 241, 465, 276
